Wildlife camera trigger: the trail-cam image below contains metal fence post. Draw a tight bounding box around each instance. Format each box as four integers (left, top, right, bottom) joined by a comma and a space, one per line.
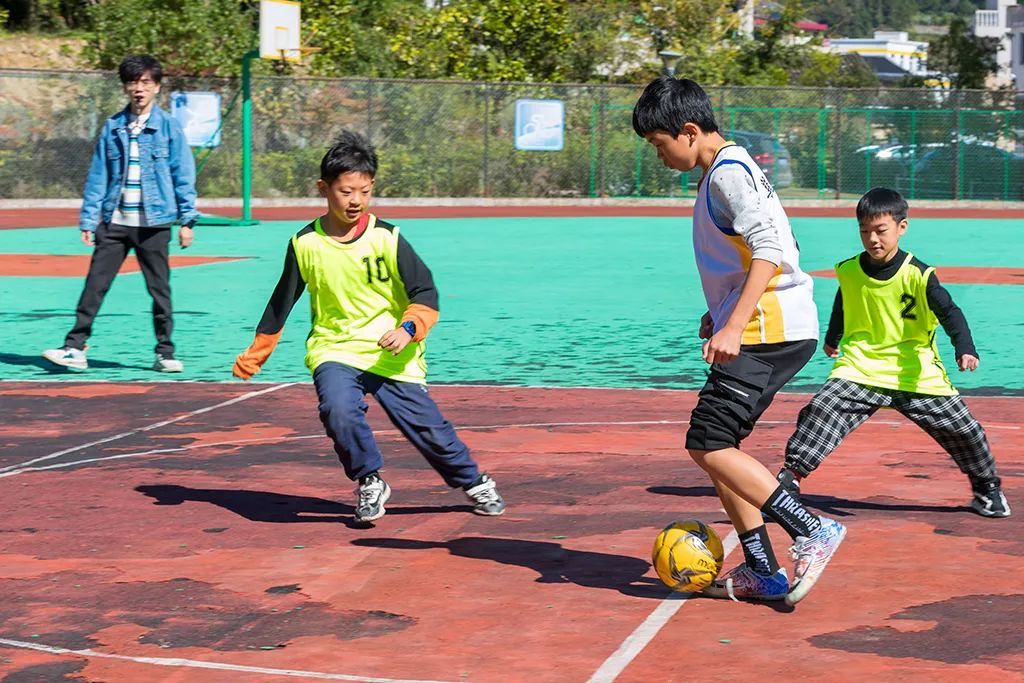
367, 78, 374, 142
482, 83, 490, 197
832, 88, 842, 200
598, 87, 607, 197
954, 91, 963, 200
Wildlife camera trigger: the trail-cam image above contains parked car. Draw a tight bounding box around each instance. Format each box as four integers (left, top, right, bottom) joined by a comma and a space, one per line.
728, 129, 794, 189
908, 142, 1024, 200
842, 142, 1023, 200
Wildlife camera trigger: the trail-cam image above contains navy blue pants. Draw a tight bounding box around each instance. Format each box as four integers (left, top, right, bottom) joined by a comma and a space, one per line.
313, 361, 480, 487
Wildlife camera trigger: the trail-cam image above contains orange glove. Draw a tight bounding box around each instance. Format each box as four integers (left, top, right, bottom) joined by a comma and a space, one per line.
400, 304, 439, 342
233, 332, 281, 380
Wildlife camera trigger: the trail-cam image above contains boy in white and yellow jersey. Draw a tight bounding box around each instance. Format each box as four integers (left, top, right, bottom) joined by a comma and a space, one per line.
634, 77, 845, 606
779, 188, 1009, 518
232, 131, 505, 524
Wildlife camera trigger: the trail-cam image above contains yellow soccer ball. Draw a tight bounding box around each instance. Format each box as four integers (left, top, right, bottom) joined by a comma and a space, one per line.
651, 520, 724, 592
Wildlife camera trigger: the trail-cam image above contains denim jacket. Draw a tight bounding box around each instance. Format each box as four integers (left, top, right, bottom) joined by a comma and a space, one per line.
79, 104, 199, 231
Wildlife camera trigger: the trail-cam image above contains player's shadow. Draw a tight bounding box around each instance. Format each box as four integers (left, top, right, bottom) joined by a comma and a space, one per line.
647, 486, 965, 517
0, 351, 148, 372
352, 536, 670, 599
135, 484, 470, 529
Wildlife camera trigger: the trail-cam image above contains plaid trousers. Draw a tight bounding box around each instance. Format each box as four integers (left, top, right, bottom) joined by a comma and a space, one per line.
785, 378, 997, 485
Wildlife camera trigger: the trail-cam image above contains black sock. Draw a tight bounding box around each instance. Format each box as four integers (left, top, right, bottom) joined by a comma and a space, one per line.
762, 484, 821, 539
739, 525, 779, 576
359, 471, 380, 485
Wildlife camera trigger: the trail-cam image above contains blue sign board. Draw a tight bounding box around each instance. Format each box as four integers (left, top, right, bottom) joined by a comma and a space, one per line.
170, 91, 222, 148
514, 99, 564, 151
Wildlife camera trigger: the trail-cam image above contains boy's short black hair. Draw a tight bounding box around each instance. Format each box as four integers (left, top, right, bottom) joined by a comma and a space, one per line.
857, 187, 908, 223
632, 76, 719, 137
118, 55, 163, 84
320, 130, 378, 183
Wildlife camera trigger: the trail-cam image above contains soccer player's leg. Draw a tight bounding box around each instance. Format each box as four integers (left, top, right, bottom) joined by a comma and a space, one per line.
897, 393, 1010, 518
686, 353, 791, 601
780, 378, 886, 500
370, 375, 505, 516
313, 362, 390, 523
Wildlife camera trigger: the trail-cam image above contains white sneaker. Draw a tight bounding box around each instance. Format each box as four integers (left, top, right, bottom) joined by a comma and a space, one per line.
786, 516, 847, 606
42, 347, 88, 371
154, 354, 184, 373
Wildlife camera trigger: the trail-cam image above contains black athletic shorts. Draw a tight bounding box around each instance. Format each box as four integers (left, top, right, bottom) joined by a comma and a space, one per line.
685, 339, 817, 452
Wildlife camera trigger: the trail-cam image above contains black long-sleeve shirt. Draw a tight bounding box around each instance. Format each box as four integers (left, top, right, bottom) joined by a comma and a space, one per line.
825, 250, 978, 359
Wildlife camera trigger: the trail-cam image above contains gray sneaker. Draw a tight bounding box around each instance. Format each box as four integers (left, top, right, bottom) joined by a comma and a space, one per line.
42, 347, 88, 371
355, 473, 391, 523
464, 474, 505, 516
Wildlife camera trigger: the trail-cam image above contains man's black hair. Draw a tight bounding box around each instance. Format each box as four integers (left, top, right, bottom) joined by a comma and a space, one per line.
118, 55, 163, 84
632, 76, 719, 138
320, 130, 378, 182
857, 187, 908, 223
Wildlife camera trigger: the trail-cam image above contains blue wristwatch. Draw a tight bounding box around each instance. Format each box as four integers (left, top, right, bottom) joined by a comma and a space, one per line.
401, 321, 416, 337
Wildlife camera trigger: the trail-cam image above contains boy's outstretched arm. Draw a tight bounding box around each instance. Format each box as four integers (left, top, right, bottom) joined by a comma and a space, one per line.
926, 272, 979, 371
379, 235, 440, 356
233, 241, 306, 379
703, 166, 783, 364
824, 289, 843, 357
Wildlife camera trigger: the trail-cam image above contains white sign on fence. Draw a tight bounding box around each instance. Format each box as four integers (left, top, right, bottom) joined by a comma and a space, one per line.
170, 91, 222, 148
515, 99, 565, 151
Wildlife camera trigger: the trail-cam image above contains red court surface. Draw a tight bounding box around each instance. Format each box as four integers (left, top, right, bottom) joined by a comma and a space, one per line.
0, 254, 245, 277
1, 382, 1021, 682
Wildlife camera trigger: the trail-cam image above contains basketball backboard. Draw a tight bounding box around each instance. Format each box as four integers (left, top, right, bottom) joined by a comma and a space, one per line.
259, 0, 300, 61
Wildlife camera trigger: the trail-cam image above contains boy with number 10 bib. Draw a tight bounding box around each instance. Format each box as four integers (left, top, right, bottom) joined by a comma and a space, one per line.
232, 131, 506, 524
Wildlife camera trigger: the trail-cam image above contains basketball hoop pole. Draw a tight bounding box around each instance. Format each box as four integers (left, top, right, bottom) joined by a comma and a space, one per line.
239, 48, 259, 225
196, 48, 260, 227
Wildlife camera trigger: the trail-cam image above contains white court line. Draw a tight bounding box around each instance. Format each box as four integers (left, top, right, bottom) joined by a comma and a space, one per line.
2, 416, 1019, 479
0, 638, 461, 683
586, 530, 740, 683
0, 382, 296, 475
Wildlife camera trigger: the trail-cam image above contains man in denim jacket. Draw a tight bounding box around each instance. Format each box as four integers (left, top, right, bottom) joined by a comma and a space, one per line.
43, 55, 199, 373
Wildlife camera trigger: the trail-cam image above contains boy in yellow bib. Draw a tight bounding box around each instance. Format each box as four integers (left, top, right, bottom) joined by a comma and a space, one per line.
779, 187, 1009, 517
232, 132, 505, 524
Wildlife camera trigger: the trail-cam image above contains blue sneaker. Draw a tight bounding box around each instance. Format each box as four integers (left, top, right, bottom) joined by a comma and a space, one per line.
701, 564, 789, 601
786, 516, 846, 606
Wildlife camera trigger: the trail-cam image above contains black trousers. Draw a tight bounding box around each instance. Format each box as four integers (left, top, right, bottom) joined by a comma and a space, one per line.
65, 223, 174, 356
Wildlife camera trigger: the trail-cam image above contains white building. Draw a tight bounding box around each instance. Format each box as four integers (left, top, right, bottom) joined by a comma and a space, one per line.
1005, 4, 1024, 89
972, 0, 1017, 88
829, 31, 930, 83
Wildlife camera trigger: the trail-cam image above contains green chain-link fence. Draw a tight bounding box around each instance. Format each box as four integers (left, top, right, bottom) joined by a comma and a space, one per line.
2, 68, 1022, 201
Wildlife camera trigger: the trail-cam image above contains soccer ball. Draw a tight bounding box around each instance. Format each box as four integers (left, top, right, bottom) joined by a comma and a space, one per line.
651, 520, 724, 592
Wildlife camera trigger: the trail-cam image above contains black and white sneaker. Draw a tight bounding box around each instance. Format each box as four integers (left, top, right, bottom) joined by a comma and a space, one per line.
970, 481, 1011, 518
354, 472, 391, 523
464, 474, 505, 516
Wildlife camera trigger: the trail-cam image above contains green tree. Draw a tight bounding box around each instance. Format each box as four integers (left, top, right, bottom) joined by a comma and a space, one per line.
84, 0, 257, 77
634, 0, 741, 84
928, 15, 999, 89
303, 0, 422, 78
388, 0, 573, 81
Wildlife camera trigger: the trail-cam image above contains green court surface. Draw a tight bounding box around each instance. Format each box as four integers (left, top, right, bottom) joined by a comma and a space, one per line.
1, 216, 1022, 392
